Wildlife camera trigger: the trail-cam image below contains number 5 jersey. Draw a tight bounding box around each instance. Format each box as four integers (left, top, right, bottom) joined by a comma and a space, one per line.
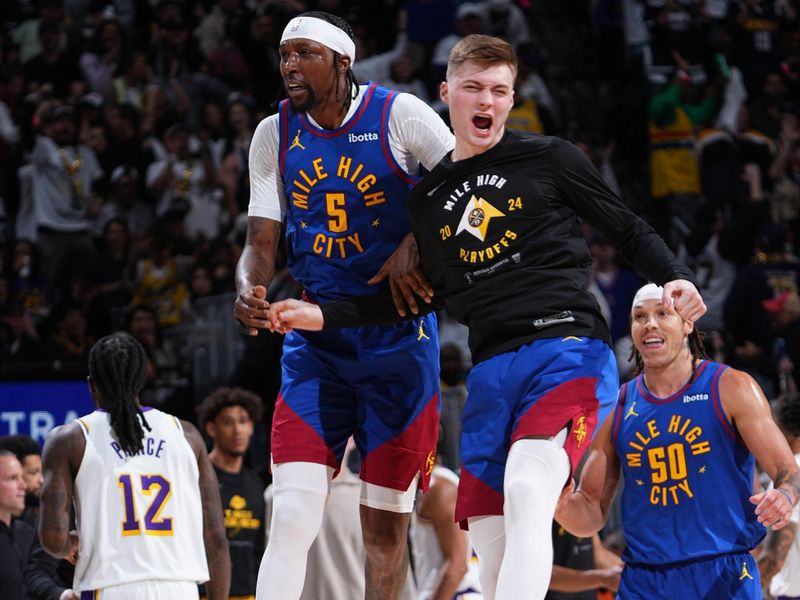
72, 408, 209, 591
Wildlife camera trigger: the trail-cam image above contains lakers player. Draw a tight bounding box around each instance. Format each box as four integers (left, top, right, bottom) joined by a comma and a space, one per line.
556, 284, 800, 599
38, 333, 230, 599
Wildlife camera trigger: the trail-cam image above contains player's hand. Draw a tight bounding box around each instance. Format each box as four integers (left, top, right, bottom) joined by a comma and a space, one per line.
750, 487, 796, 530
59, 591, 79, 600
233, 285, 270, 336
662, 279, 706, 323
65, 530, 79, 565
269, 299, 324, 333
368, 233, 433, 317
595, 565, 623, 592
554, 478, 576, 522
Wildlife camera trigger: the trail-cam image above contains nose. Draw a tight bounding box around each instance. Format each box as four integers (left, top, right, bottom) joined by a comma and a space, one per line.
477, 87, 493, 108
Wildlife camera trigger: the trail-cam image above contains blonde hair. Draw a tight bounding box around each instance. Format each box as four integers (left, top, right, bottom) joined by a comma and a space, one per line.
446, 34, 518, 80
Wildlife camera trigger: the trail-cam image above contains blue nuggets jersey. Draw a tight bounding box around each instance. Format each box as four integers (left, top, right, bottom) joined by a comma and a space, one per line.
278, 82, 419, 300
611, 361, 765, 566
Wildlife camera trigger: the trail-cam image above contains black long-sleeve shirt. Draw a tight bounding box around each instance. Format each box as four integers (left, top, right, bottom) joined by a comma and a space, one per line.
323, 131, 693, 364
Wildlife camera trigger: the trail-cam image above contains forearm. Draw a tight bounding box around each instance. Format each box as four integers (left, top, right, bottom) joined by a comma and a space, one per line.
549, 565, 608, 592
203, 527, 231, 600
430, 559, 468, 600
320, 289, 436, 329
557, 492, 607, 538
236, 242, 276, 292
774, 468, 800, 505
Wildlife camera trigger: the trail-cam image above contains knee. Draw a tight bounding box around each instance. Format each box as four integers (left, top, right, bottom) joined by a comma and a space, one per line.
362, 511, 408, 557
270, 489, 327, 544
503, 474, 543, 513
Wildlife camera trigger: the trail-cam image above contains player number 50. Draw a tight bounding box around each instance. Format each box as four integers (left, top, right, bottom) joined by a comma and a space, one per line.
118, 474, 174, 536
647, 443, 688, 484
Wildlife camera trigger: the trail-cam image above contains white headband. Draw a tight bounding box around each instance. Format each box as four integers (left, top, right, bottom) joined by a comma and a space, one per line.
281, 16, 356, 62
631, 283, 664, 311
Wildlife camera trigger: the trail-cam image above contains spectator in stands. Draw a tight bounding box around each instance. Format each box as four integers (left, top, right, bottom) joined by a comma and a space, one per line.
79, 17, 129, 95
22, 19, 83, 103
0, 449, 33, 599
96, 165, 154, 242
0, 435, 42, 527
124, 303, 187, 408
86, 218, 133, 338
219, 96, 254, 220
108, 50, 155, 111
197, 387, 266, 599
31, 104, 103, 289
146, 122, 221, 240
103, 103, 153, 186
44, 300, 92, 369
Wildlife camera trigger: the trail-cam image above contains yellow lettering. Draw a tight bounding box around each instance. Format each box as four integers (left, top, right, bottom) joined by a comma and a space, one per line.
691, 441, 711, 455
325, 236, 333, 258
650, 485, 660, 505
470, 251, 477, 263
646, 419, 660, 440
357, 174, 377, 192
312, 233, 325, 254
477, 249, 485, 262
459, 249, 467, 260
669, 485, 680, 505
334, 237, 347, 258
677, 479, 693, 499
337, 156, 352, 178
635, 431, 652, 446
505, 229, 517, 240
293, 179, 310, 194
349, 163, 364, 182
291, 192, 308, 209
299, 168, 317, 187
363, 191, 386, 206
668, 414, 681, 433
312, 157, 328, 181
679, 418, 691, 436
486, 246, 494, 260
347, 233, 364, 253
629, 441, 644, 451
685, 426, 702, 443
500, 237, 509, 247
626, 453, 642, 467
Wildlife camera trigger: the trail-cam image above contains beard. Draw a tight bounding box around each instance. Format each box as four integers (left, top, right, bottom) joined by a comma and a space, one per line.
25, 490, 40, 507
287, 85, 317, 113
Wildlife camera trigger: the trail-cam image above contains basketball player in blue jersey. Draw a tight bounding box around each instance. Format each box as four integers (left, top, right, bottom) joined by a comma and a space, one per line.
232, 11, 454, 600
38, 333, 230, 599
556, 283, 800, 599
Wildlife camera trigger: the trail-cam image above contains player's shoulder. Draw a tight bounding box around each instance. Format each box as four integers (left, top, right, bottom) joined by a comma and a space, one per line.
718, 363, 758, 390
253, 112, 280, 143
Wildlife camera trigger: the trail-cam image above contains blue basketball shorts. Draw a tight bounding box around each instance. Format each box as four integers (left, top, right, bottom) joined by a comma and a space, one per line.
618, 551, 761, 599
271, 313, 440, 492
455, 336, 617, 526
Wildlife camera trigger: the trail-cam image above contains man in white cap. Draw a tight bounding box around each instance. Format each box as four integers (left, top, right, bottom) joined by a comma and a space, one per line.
556, 282, 800, 599
232, 10, 454, 600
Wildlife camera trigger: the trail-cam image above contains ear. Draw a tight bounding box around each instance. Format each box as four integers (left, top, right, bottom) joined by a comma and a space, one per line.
205, 421, 216, 441
440, 81, 449, 104
683, 318, 694, 337
339, 54, 352, 73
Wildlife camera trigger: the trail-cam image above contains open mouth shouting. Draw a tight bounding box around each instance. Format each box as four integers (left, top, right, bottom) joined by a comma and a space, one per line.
472, 114, 493, 136
642, 335, 665, 351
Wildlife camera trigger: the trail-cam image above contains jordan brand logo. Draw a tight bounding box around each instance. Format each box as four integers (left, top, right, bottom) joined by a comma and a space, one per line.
417, 321, 430, 341
289, 129, 306, 151
625, 402, 639, 420
573, 416, 587, 448
739, 562, 753, 580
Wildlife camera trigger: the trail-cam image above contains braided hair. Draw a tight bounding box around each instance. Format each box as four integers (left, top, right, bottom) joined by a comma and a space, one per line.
88, 333, 151, 455
629, 328, 710, 381
299, 11, 360, 107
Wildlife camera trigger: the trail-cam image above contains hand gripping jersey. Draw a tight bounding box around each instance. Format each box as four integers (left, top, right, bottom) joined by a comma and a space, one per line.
611, 361, 765, 566
278, 82, 420, 301
72, 408, 209, 592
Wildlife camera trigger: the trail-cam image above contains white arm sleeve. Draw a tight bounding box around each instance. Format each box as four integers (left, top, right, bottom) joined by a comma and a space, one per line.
386, 92, 454, 175
248, 114, 286, 222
